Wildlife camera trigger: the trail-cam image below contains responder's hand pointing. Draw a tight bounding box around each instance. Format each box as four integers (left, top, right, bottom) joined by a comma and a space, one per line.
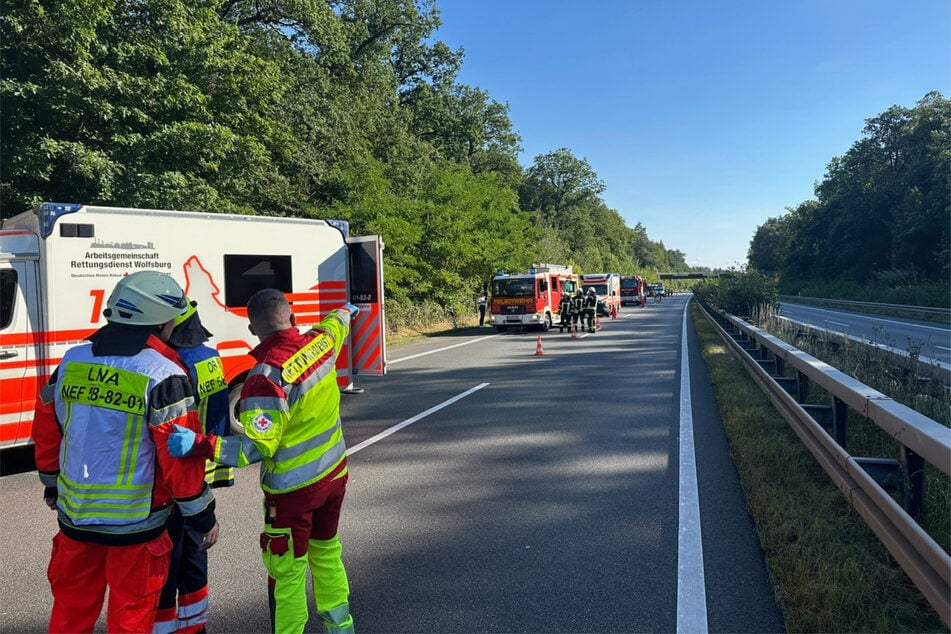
168, 424, 196, 457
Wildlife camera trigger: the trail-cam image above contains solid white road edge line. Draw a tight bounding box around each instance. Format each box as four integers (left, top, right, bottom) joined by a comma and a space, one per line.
677, 301, 708, 633
346, 383, 491, 455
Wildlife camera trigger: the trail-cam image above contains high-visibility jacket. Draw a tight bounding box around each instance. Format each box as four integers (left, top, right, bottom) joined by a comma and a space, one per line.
177, 345, 229, 436
584, 294, 598, 310
196, 309, 351, 494
33, 332, 216, 545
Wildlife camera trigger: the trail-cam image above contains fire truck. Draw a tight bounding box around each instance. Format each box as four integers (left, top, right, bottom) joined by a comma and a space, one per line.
580, 273, 621, 317
488, 263, 577, 332
0, 202, 386, 449
620, 275, 647, 306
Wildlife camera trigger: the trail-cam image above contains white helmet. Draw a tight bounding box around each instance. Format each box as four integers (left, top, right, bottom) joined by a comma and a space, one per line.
104, 271, 187, 326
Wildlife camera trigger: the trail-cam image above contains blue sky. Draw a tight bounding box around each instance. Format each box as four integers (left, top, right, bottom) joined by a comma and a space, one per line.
433, 0, 950, 269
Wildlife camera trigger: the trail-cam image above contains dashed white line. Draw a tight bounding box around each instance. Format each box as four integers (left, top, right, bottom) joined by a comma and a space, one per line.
346, 383, 490, 455
388, 334, 500, 365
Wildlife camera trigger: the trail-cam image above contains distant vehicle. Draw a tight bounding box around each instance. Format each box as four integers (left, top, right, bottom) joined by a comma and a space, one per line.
620, 275, 647, 307
488, 263, 577, 332
580, 273, 621, 317
647, 283, 665, 302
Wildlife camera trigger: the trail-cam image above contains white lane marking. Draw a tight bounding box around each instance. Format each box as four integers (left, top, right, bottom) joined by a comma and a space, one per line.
937, 346, 951, 352
677, 301, 708, 633
779, 316, 951, 370
346, 383, 490, 455
825, 320, 850, 328
389, 335, 500, 365
785, 303, 949, 333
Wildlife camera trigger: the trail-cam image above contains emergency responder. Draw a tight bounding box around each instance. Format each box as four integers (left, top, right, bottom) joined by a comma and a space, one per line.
558, 289, 572, 332
32, 270, 218, 634
155, 298, 232, 634
167, 289, 359, 634
583, 287, 598, 332
571, 288, 585, 330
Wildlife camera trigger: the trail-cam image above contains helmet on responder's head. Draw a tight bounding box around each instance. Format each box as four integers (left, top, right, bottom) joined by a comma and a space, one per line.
104, 271, 187, 326
175, 297, 198, 327
587, 287, 595, 295
169, 297, 214, 348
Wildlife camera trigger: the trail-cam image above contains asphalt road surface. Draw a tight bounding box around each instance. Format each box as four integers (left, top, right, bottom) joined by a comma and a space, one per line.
0, 295, 784, 633
779, 301, 951, 368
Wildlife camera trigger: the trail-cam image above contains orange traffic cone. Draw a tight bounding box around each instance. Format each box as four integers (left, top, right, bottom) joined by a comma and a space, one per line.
571, 324, 578, 339
534, 335, 545, 356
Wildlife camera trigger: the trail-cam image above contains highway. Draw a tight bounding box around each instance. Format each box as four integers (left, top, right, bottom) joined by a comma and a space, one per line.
0, 295, 784, 633
778, 300, 951, 368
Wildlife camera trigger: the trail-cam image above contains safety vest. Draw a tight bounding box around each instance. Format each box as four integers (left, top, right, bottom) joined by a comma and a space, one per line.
177, 345, 228, 433
584, 294, 597, 309
49, 345, 202, 534
219, 310, 351, 494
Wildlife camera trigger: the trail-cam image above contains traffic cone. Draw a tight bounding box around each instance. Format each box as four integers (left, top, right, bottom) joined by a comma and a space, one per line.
534, 335, 545, 356
571, 324, 578, 339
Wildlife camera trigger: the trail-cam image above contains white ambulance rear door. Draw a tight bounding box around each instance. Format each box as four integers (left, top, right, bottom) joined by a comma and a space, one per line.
0, 232, 40, 448
346, 235, 386, 376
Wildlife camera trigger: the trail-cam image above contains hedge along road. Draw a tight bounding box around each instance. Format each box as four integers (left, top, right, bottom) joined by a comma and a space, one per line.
0, 295, 784, 633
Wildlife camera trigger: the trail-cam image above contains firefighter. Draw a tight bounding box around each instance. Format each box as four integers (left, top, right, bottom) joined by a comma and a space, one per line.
583, 287, 598, 332
571, 288, 585, 330
167, 289, 359, 634
32, 270, 218, 634
558, 290, 572, 332
155, 298, 232, 634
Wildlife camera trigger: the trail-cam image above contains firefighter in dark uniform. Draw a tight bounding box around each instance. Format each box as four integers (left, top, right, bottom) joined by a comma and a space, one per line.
583, 288, 598, 332
558, 291, 572, 332
571, 288, 585, 331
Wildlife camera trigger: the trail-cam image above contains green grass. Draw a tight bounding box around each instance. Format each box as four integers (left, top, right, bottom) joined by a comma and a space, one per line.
692, 303, 947, 633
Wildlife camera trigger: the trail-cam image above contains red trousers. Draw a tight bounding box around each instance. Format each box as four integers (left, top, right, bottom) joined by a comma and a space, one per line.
47, 530, 172, 633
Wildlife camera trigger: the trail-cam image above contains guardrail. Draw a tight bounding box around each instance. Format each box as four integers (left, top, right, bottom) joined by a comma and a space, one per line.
697, 302, 951, 626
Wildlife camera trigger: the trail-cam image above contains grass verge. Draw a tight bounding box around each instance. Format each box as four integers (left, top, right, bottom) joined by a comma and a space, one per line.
691, 303, 947, 633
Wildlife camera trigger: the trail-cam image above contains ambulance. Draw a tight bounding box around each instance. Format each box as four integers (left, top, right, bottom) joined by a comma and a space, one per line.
580, 273, 621, 317
488, 263, 577, 332
0, 202, 386, 449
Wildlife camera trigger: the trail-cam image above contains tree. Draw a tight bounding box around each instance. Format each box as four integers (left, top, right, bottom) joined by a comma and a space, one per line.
748, 216, 790, 274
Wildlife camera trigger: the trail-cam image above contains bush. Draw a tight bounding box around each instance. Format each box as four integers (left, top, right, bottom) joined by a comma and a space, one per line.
693, 271, 779, 318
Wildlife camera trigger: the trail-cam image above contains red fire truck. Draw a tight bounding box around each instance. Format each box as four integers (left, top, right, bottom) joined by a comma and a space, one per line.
620, 275, 647, 307
488, 263, 578, 332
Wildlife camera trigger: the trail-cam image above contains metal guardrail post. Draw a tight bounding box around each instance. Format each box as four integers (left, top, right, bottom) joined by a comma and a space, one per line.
902, 447, 925, 523
832, 396, 848, 448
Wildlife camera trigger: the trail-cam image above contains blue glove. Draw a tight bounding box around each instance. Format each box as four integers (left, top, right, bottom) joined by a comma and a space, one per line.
168, 424, 196, 457
343, 302, 360, 319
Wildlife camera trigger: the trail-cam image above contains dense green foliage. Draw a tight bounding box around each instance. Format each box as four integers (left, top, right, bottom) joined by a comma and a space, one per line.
1, 0, 687, 311
692, 271, 779, 319
748, 93, 950, 305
